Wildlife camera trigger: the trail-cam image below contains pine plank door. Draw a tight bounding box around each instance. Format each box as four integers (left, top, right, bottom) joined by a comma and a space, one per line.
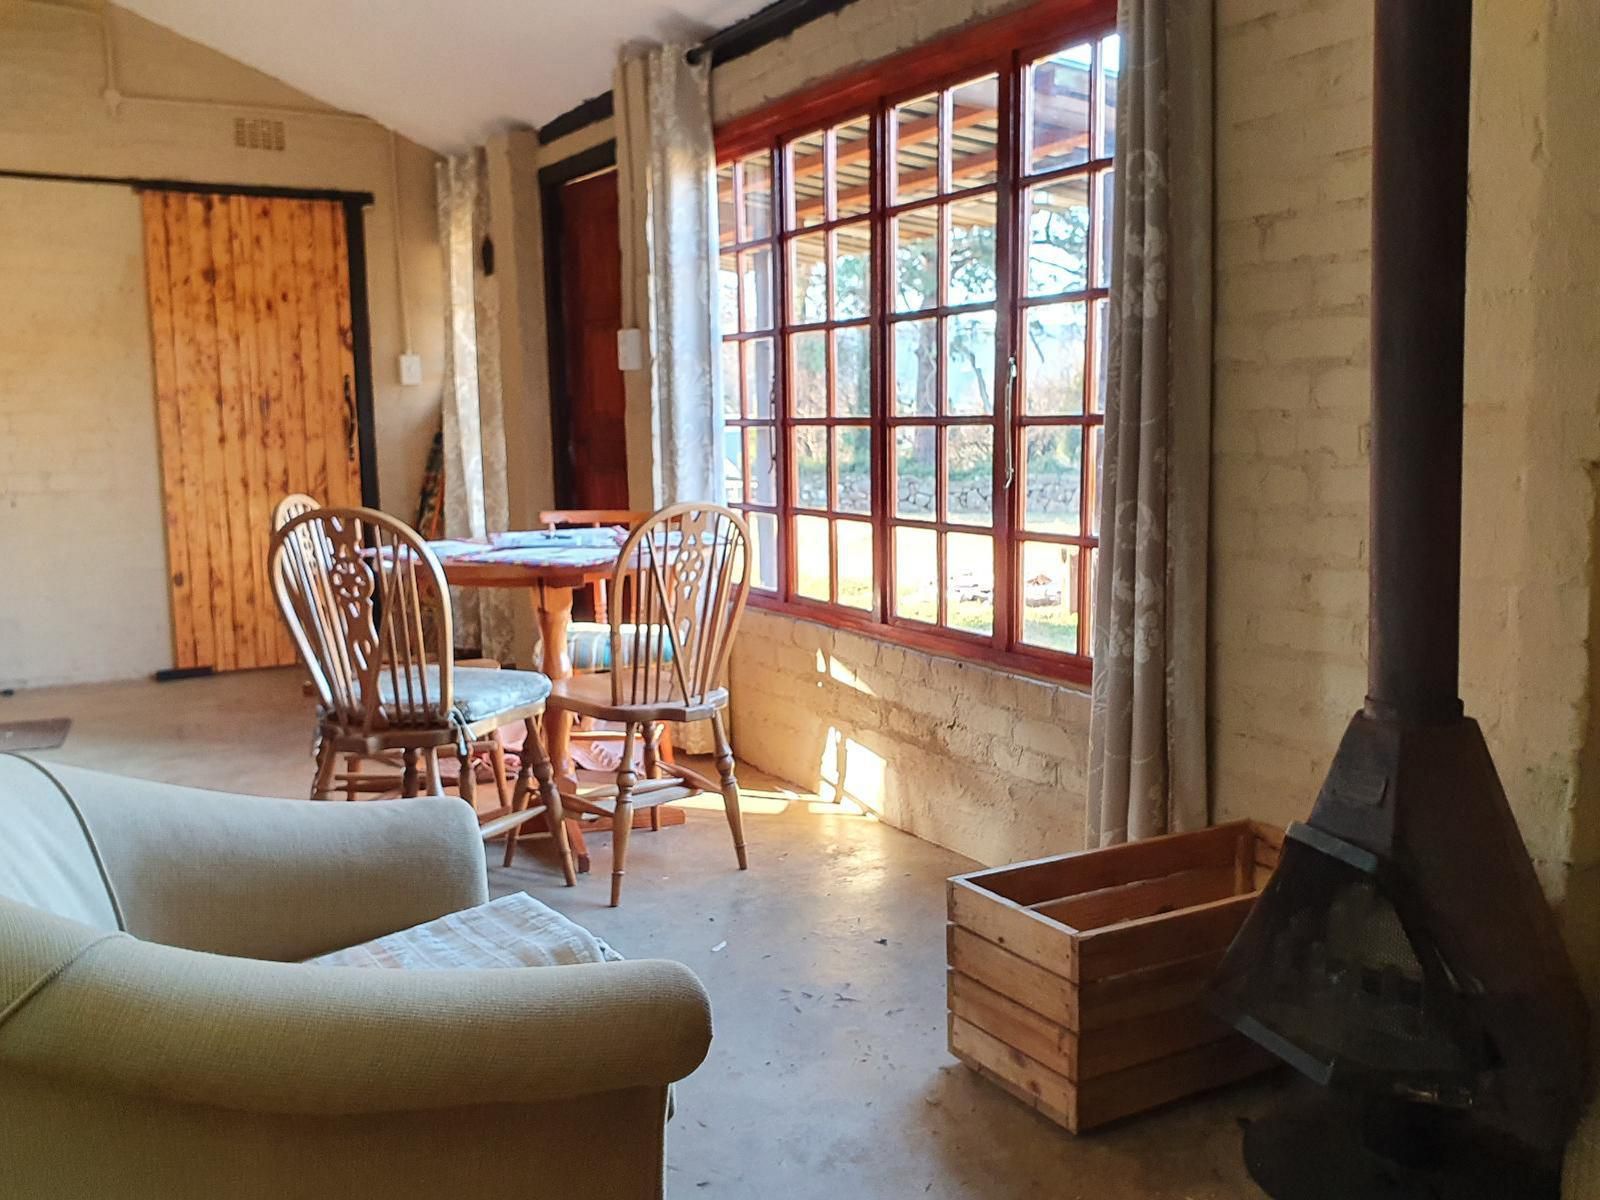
141, 190, 361, 672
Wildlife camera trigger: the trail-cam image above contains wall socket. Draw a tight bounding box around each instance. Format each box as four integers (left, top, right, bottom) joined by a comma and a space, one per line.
398, 353, 423, 386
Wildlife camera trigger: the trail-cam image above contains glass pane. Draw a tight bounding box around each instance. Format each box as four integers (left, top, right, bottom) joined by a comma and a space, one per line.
1027, 178, 1091, 296
1029, 43, 1092, 174
740, 246, 774, 330
894, 525, 938, 623
750, 512, 779, 591
791, 330, 827, 417
722, 428, 742, 504
834, 116, 872, 219
834, 326, 870, 417
794, 426, 828, 510
719, 253, 739, 332
893, 318, 938, 416
739, 152, 773, 241
1023, 301, 1087, 415
945, 532, 994, 635
795, 514, 830, 601
948, 193, 997, 306
720, 341, 741, 416
1083, 545, 1097, 650
949, 75, 999, 190
833, 426, 871, 515
1098, 34, 1121, 159
789, 232, 827, 324
1024, 426, 1083, 533
1092, 297, 1110, 412
745, 336, 775, 418
787, 130, 826, 228
836, 519, 874, 611
894, 426, 936, 519
748, 426, 776, 507
893, 93, 939, 204
1020, 541, 1081, 652
717, 163, 735, 246
1088, 424, 1103, 532
945, 426, 994, 527
893, 212, 939, 314
833, 222, 871, 319
945, 310, 997, 415
1096, 168, 1115, 288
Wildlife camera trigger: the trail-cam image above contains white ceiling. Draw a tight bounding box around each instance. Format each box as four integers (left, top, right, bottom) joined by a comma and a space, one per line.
119, 0, 773, 151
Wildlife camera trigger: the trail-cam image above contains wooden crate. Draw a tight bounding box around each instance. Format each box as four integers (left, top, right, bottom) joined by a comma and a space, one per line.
947, 820, 1282, 1132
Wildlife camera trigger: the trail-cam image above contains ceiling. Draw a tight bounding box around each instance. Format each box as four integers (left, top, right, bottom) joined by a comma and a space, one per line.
118, 0, 773, 151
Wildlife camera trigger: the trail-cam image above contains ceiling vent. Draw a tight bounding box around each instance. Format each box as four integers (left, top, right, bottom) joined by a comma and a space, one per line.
233, 117, 286, 152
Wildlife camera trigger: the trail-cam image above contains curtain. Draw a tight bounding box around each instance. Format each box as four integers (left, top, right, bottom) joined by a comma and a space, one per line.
615, 44, 725, 507
1086, 0, 1214, 845
436, 150, 515, 659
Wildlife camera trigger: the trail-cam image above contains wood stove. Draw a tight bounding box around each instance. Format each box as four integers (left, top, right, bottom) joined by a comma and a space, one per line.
1206, 2, 1590, 1195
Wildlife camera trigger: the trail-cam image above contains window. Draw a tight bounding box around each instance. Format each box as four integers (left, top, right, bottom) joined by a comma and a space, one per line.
717, 3, 1118, 682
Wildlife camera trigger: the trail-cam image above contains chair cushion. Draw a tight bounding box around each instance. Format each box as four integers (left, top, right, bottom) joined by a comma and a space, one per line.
566, 622, 677, 672
377, 666, 552, 723
0, 755, 121, 932
305, 892, 621, 968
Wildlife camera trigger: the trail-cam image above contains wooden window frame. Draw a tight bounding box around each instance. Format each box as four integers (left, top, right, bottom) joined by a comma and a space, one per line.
717, 0, 1116, 686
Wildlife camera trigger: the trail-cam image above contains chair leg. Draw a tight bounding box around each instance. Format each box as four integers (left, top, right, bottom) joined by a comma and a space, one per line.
644, 723, 663, 831
710, 710, 748, 870
422, 748, 446, 798
401, 748, 419, 798
489, 730, 513, 812
610, 723, 639, 907
311, 739, 338, 800
510, 716, 578, 887
458, 746, 477, 806
344, 754, 361, 802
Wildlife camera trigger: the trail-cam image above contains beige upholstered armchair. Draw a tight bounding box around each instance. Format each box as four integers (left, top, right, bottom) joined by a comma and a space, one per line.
0, 755, 712, 1199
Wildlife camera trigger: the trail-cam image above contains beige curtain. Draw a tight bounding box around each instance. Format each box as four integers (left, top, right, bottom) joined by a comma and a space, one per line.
437, 150, 515, 659
1086, 0, 1214, 845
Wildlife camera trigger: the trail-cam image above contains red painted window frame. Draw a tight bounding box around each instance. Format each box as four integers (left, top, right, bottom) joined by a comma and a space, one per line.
716, 0, 1117, 686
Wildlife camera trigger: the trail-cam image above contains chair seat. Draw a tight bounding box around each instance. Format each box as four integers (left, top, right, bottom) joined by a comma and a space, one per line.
378, 665, 552, 724
547, 671, 727, 724
566, 622, 676, 672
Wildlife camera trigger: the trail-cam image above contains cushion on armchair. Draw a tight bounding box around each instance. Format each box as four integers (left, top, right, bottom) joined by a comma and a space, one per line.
376, 666, 553, 723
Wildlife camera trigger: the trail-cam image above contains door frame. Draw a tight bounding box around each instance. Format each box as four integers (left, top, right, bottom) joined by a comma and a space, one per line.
538, 140, 619, 509
2, 168, 381, 510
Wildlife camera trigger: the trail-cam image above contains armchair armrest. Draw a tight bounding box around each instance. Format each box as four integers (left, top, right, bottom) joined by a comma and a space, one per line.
56, 765, 488, 960
0, 935, 712, 1113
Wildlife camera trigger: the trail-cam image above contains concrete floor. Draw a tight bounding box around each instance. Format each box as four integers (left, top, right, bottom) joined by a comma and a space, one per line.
3, 670, 1276, 1199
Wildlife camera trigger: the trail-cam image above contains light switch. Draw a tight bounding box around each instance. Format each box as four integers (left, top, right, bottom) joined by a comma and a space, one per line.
617, 328, 646, 372
398, 353, 423, 386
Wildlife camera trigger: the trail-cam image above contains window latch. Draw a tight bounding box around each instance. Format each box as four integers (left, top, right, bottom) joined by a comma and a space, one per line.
1002, 355, 1018, 489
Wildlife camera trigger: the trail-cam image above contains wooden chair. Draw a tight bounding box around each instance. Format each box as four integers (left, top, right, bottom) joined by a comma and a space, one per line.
269, 505, 577, 885
546, 503, 752, 905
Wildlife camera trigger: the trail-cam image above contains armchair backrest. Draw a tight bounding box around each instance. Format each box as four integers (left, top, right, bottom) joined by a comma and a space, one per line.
0, 755, 120, 933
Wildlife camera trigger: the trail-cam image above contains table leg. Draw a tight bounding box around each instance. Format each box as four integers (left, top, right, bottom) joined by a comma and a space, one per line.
535, 583, 590, 874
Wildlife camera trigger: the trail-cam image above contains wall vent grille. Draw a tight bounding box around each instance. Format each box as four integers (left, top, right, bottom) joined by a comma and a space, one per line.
234, 117, 286, 152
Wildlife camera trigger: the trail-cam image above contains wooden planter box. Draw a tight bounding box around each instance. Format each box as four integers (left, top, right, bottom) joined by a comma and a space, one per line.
947, 820, 1282, 1133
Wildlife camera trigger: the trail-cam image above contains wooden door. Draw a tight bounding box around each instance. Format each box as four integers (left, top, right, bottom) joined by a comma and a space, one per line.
556, 169, 630, 509
141, 190, 362, 672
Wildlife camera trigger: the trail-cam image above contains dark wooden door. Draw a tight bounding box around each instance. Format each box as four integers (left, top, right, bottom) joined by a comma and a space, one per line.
555, 169, 630, 509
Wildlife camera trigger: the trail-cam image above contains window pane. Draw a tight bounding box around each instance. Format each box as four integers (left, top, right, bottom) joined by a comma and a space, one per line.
834, 427, 871, 515
1096, 168, 1115, 288
1092, 297, 1110, 413
748, 427, 776, 506
893, 319, 938, 416
894, 426, 936, 519
1098, 34, 1121, 159
1082, 545, 1097, 651
1023, 426, 1083, 533
945, 531, 994, 635
739, 152, 773, 240
949, 75, 999, 190
1020, 541, 1080, 652
791, 330, 827, 417
1023, 301, 1087, 415
945, 426, 994, 527
836, 519, 874, 611
833, 222, 871, 319
834, 116, 872, 219
750, 512, 779, 591
945, 310, 996, 415
893, 93, 939, 204
720, 341, 741, 416
717, 164, 735, 245
1029, 44, 1092, 174
834, 326, 870, 417
948, 193, 997, 306
893, 213, 938, 313
723, 428, 742, 504
795, 514, 831, 601
1088, 425, 1103, 533
1026, 179, 1090, 296
894, 525, 938, 623
794, 427, 828, 510
745, 336, 776, 418
719, 253, 739, 332
789, 232, 827, 324
741, 246, 775, 330
787, 131, 826, 228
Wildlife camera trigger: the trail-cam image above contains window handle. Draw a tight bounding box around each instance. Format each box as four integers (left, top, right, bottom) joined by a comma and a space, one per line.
1002, 355, 1018, 490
